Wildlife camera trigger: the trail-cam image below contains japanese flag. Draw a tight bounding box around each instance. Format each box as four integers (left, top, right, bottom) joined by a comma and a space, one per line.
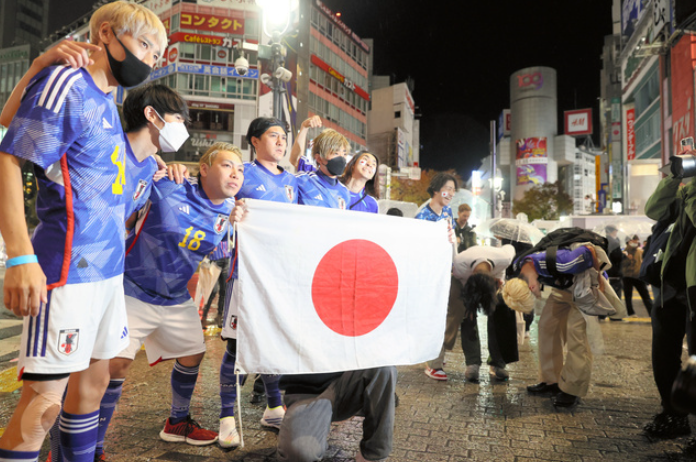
235, 199, 452, 374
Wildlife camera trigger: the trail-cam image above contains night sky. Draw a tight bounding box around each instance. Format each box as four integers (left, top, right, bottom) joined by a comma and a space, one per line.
50, 0, 614, 180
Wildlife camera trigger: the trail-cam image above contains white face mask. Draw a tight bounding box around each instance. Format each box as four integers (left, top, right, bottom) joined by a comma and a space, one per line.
628, 242, 638, 248
154, 110, 189, 153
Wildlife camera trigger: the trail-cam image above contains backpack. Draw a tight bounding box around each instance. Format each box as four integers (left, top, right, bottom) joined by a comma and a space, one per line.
511, 227, 608, 289
639, 220, 673, 287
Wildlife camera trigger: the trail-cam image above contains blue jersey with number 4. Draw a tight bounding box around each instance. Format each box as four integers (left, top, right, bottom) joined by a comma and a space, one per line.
123, 178, 234, 305
0, 66, 127, 287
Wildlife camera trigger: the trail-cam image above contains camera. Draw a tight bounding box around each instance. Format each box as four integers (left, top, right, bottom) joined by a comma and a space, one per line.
669, 154, 696, 179
234, 56, 249, 76
671, 355, 696, 414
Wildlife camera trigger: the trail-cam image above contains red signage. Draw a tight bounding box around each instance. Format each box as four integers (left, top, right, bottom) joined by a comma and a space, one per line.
517, 71, 543, 90
170, 31, 225, 47
311, 54, 370, 102
626, 108, 636, 161
671, 34, 696, 155
180, 12, 244, 34
564, 109, 593, 136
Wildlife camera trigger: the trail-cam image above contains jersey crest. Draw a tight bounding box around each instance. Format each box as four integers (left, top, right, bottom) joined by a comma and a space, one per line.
133, 179, 148, 200
285, 185, 294, 201
214, 213, 227, 234
58, 329, 79, 355
338, 197, 346, 210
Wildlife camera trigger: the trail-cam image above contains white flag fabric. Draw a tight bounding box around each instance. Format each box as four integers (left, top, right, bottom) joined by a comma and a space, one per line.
235, 199, 452, 374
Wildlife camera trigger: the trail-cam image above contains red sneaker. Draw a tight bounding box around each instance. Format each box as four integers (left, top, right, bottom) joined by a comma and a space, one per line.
424, 367, 448, 381
159, 415, 218, 446
94, 453, 107, 462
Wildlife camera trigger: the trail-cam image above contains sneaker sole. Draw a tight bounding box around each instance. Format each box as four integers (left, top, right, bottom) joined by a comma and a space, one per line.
260, 417, 283, 429
218, 437, 241, 448
424, 371, 448, 381
159, 430, 218, 446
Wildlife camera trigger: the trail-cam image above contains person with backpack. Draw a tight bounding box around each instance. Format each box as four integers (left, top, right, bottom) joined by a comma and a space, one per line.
642, 173, 696, 439
621, 234, 653, 317
503, 232, 606, 408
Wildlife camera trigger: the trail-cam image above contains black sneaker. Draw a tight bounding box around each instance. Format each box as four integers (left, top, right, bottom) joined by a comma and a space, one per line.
527, 382, 560, 395
643, 412, 691, 439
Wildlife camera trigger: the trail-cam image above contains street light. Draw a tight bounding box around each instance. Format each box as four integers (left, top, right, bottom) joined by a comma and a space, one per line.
257, 0, 293, 121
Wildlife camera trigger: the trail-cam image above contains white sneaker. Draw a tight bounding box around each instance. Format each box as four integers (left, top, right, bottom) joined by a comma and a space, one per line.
218, 416, 240, 448
260, 405, 285, 429
464, 364, 480, 382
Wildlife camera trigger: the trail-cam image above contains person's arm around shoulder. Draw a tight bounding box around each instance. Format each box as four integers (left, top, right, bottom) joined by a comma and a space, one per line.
0, 40, 99, 127
289, 116, 322, 169
0, 152, 47, 316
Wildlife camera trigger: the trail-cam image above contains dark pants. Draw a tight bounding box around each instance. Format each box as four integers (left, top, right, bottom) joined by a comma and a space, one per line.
202, 257, 229, 325
651, 295, 696, 414
277, 367, 396, 461
461, 313, 506, 368
622, 276, 653, 316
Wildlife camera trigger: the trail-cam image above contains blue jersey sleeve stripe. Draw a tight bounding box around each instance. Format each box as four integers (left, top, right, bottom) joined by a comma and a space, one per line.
38, 67, 78, 111
51, 74, 82, 114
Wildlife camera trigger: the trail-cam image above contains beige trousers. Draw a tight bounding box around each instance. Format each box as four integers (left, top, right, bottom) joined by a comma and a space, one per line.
537, 288, 593, 397
428, 276, 467, 369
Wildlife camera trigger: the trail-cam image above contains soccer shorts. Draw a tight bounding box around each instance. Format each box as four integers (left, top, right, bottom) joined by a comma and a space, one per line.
18, 274, 128, 378
221, 278, 239, 340
118, 295, 206, 364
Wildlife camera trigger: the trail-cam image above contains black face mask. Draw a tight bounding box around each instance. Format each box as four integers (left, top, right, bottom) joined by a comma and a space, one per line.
105, 30, 152, 88
325, 156, 346, 176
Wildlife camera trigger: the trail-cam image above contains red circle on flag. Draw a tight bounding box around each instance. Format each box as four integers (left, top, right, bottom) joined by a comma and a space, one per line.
311, 239, 398, 337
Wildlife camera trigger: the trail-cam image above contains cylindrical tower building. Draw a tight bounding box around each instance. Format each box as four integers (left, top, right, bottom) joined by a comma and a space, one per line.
509, 66, 558, 200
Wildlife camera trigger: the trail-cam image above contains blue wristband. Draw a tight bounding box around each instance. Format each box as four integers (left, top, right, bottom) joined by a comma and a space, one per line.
5, 255, 39, 268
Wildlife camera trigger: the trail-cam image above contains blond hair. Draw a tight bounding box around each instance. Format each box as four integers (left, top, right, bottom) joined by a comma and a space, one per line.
199, 142, 242, 168
90, 1, 168, 55
458, 203, 472, 213
501, 278, 536, 314
312, 129, 350, 160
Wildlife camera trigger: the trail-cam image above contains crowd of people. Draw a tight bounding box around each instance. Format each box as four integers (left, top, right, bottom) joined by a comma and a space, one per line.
0, 2, 695, 462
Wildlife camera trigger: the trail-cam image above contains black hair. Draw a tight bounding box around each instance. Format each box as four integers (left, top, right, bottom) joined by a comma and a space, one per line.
386, 207, 403, 217
427, 172, 458, 197
246, 117, 287, 155
462, 272, 498, 316
123, 83, 189, 133
339, 151, 381, 199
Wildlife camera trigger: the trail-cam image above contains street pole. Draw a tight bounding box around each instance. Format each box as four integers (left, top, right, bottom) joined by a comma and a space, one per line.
270, 34, 285, 121
490, 120, 497, 219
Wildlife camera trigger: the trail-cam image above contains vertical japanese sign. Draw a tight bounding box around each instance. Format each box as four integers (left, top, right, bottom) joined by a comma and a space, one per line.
515, 137, 547, 186
626, 108, 636, 161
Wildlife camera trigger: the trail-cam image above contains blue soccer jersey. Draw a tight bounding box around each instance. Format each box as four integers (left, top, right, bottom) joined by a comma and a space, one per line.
295, 157, 351, 210
237, 161, 298, 203
123, 177, 234, 305
0, 66, 127, 287
125, 138, 158, 218
415, 203, 454, 227
348, 188, 378, 213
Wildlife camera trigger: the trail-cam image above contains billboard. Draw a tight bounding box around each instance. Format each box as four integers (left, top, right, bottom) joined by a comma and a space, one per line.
564, 108, 593, 136
180, 12, 245, 34
622, 0, 646, 38
516, 137, 547, 186
497, 109, 511, 141
671, 34, 696, 156
626, 108, 636, 160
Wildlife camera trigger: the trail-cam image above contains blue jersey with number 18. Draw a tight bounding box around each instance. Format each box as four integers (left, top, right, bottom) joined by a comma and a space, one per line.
123, 177, 234, 306
0, 66, 127, 287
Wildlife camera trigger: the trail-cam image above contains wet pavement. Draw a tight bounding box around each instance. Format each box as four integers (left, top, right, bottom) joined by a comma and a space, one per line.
0, 285, 694, 461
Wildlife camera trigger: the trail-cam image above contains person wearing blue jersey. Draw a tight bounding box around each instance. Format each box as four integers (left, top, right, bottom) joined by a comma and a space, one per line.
340, 151, 380, 213
90, 143, 244, 452
289, 120, 351, 209
414, 172, 457, 226
0, 2, 166, 462
217, 117, 295, 448
416, 172, 458, 381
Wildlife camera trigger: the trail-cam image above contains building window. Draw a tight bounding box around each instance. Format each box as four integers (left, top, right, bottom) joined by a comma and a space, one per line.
395, 111, 401, 119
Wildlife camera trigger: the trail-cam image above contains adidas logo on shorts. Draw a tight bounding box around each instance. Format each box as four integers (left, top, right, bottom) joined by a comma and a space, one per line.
121, 326, 129, 340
